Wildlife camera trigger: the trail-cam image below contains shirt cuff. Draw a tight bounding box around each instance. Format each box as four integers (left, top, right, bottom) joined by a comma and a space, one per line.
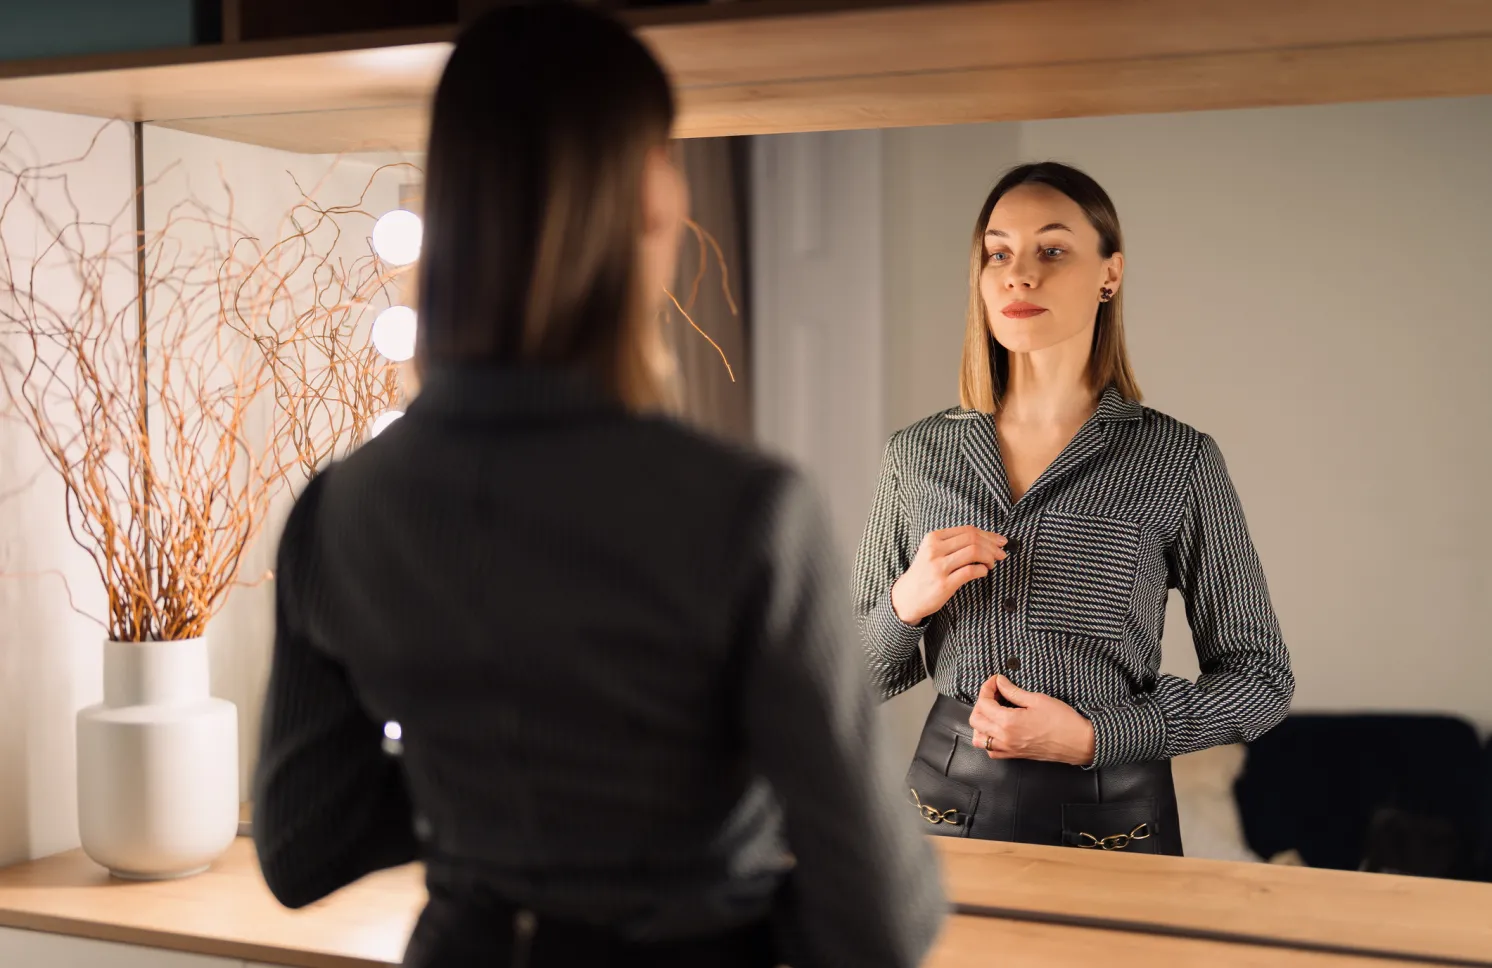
862, 588, 927, 663
1076, 695, 1167, 769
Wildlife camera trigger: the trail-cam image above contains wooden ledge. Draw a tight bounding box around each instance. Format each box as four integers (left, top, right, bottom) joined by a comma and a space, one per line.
0, 1, 1490, 152
933, 838, 1492, 966
1, 835, 1487, 967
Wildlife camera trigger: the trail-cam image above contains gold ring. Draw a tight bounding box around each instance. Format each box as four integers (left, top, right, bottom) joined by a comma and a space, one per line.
983, 734, 995, 752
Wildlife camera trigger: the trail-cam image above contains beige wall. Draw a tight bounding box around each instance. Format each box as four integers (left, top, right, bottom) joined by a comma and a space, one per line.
876, 95, 1492, 743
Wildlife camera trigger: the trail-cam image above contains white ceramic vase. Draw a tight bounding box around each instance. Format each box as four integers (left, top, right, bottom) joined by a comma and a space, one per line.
76, 638, 239, 880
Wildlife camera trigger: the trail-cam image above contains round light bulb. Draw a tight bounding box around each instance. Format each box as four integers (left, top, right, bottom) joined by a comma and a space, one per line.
371, 410, 404, 437
372, 209, 422, 266
383, 721, 403, 741
372, 305, 418, 362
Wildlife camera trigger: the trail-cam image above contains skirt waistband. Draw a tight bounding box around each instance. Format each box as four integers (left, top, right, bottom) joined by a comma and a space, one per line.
908, 693, 1183, 854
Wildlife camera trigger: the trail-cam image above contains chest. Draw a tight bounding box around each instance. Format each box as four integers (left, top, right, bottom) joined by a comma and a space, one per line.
900, 422, 1190, 568
997, 422, 1084, 503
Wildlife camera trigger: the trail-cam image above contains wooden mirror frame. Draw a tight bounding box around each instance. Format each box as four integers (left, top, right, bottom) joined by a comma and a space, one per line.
0, 0, 1489, 153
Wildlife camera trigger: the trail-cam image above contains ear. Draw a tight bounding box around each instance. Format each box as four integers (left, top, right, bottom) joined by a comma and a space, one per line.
1101, 250, 1125, 296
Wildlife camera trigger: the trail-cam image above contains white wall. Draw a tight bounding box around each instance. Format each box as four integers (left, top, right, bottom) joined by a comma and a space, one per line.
0, 108, 407, 867
0, 108, 130, 867
754, 95, 1492, 771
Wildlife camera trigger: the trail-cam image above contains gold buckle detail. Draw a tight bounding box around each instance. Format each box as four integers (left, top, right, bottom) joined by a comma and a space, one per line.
908, 788, 963, 826
1074, 822, 1152, 850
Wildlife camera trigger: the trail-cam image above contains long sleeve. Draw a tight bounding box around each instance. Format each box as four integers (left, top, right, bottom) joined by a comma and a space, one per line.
853, 432, 929, 700
1078, 433, 1295, 768
741, 469, 947, 968
253, 471, 419, 909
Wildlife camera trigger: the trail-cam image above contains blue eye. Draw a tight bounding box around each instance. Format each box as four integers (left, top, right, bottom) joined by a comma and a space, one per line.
987, 251, 1008, 263
1043, 247, 1064, 258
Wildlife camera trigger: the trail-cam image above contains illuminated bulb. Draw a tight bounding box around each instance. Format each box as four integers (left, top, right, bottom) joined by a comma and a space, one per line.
381, 720, 404, 757
371, 410, 404, 437
372, 305, 417, 362
372, 209, 422, 266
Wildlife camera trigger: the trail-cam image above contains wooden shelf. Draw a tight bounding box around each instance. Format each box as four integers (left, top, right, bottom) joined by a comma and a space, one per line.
0, 0, 1488, 153
931, 838, 1492, 967
0, 837, 1459, 968
928, 914, 1425, 968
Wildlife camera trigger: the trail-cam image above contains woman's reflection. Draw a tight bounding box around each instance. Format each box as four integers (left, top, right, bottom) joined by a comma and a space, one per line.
853, 161, 1295, 855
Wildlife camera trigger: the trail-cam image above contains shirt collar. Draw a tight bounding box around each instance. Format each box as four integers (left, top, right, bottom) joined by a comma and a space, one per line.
405, 363, 619, 422
1094, 384, 1144, 423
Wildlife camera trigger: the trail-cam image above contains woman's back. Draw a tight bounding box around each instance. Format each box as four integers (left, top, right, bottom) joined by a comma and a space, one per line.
257, 365, 945, 964
295, 365, 790, 891
254, 5, 945, 965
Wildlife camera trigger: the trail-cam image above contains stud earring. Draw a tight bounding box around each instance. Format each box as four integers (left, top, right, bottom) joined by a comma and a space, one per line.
1099, 287, 1114, 303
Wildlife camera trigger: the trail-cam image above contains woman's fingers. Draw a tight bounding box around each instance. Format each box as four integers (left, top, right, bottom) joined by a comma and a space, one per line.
933, 528, 1006, 573
968, 698, 1009, 739
944, 563, 990, 592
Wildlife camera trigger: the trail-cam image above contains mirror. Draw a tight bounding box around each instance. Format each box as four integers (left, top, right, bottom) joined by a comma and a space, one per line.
11, 87, 1476, 881
748, 94, 1492, 881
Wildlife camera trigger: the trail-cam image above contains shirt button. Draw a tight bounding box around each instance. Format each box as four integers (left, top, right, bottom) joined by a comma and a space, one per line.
1005, 655, 1022, 671
1000, 597, 1018, 615
1003, 537, 1020, 556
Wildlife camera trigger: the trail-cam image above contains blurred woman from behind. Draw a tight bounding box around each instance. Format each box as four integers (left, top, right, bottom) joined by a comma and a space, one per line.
253, 3, 945, 967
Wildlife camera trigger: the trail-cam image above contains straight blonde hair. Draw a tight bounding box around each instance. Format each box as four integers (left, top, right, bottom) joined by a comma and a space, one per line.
959, 162, 1142, 413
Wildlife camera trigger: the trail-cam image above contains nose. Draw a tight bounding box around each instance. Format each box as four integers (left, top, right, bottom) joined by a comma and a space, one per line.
1004, 251, 1040, 290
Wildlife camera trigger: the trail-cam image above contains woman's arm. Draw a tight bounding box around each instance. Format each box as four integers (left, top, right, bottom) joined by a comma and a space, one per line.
253, 471, 419, 909
742, 469, 947, 968
852, 433, 929, 700
1078, 433, 1295, 768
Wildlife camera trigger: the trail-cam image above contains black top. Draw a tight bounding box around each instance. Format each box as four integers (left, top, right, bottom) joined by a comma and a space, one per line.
854, 387, 1295, 768
253, 365, 944, 967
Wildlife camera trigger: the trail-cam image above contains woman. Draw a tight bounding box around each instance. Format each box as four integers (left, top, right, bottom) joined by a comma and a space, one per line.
253, 5, 943, 966
855, 161, 1295, 855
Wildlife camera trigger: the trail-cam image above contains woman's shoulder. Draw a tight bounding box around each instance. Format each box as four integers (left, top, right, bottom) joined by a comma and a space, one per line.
625, 414, 807, 517
1120, 400, 1217, 457
885, 407, 978, 452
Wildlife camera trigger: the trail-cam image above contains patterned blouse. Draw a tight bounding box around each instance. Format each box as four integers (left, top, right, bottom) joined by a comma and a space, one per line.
853, 386, 1295, 768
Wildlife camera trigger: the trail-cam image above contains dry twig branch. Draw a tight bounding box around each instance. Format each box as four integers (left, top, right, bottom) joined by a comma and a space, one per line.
0, 124, 413, 641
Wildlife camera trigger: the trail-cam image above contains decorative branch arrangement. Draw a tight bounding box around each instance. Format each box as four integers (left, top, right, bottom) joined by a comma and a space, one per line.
0, 121, 739, 645
670, 216, 738, 383
222, 163, 416, 484
0, 124, 411, 641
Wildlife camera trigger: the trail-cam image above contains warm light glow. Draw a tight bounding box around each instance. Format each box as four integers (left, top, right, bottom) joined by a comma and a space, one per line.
372, 306, 418, 362
371, 410, 405, 437
372, 209, 422, 266
384, 721, 403, 741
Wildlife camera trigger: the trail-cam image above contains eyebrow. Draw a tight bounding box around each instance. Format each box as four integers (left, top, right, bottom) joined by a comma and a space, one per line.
985, 222, 1075, 239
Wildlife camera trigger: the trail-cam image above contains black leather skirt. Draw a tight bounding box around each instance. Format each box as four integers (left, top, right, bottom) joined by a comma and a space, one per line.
904, 693, 1184, 855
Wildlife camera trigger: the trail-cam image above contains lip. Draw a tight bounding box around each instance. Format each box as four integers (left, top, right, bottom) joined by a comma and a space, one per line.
1001, 301, 1048, 319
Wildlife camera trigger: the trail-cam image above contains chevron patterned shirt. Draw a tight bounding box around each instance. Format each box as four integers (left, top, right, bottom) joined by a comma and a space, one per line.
853, 386, 1295, 769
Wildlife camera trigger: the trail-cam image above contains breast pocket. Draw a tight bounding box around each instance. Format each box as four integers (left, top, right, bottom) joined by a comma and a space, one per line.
1028, 511, 1139, 642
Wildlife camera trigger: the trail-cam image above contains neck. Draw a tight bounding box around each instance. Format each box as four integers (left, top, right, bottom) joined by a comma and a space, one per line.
999, 347, 1097, 427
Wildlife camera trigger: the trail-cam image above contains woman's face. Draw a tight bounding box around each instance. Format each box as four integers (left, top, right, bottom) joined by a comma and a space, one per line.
979, 183, 1122, 356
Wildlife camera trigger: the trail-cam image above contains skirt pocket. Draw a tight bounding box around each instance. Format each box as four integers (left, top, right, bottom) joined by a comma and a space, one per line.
904, 757, 980, 838
1060, 798, 1162, 853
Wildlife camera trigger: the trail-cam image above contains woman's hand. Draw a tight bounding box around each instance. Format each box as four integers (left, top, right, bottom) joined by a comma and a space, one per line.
890, 526, 1006, 626
969, 675, 1096, 767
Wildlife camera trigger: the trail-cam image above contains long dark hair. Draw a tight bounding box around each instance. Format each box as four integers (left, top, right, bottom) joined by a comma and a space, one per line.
959, 161, 1141, 411
415, 1, 676, 409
